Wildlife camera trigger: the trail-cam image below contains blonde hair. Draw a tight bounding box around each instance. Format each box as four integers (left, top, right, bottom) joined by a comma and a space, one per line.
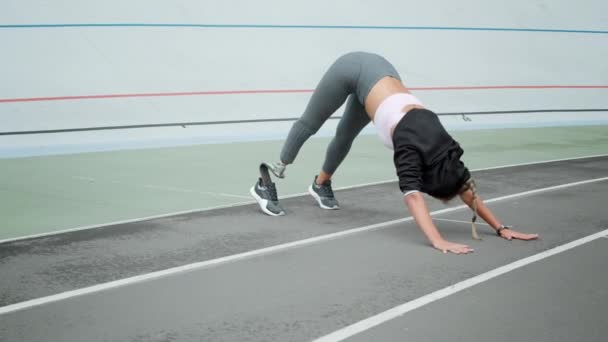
458, 179, 481, 240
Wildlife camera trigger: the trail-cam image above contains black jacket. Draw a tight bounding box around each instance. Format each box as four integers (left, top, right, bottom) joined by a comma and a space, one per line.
392, 108, 470, 198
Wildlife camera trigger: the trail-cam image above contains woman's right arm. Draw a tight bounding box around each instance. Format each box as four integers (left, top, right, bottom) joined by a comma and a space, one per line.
404, 192, 474, 254
459, 190, 539, 241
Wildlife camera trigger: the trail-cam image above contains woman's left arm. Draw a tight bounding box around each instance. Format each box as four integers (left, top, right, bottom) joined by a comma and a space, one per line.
459, 190, 539, 241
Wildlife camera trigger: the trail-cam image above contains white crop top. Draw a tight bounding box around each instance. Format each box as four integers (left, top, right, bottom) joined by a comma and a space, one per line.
373, 93, 424, 149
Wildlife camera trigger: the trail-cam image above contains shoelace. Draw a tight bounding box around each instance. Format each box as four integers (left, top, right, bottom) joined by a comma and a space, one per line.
265, 182, 279, 202
316, 183, 335, 198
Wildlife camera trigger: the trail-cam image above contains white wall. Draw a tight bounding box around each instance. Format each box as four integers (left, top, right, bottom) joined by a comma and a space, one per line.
1, 0, 607, 157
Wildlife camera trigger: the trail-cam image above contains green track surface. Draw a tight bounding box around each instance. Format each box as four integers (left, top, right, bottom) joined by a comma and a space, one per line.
1, 125, 607, 240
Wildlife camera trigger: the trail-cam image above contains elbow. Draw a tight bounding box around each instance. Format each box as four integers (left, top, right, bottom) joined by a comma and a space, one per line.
404, 191, 423, 205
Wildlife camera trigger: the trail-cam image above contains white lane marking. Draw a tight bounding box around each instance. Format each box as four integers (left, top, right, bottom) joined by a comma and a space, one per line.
0, 177, 606, 315
312, 227, 608, 342
0, 200, 255, 244
72, 176, 96, 181
434, 218, 491, 226
1, 153, 606, 244
323, 153, 608, 192
74, 176, 249, 199
142, 184, 250, 199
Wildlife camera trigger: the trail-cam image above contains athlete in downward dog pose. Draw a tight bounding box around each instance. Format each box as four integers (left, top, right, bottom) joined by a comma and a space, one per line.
251, 51, 538, 254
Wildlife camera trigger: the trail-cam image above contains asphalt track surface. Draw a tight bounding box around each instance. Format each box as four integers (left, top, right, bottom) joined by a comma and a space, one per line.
0, 156, 607, 341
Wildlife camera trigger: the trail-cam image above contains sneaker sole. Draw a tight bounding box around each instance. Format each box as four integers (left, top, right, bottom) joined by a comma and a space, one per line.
249, 186, 285, 216
308, 185, 340, 210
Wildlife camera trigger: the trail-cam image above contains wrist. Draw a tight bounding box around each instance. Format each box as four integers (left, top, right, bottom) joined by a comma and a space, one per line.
496, 224, 511, 236
430, 237, 447, 247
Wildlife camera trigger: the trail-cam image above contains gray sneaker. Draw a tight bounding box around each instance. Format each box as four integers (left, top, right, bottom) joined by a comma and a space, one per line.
251, 163, 285, 216
308, 176, 340, 210
250, 178, 285, 216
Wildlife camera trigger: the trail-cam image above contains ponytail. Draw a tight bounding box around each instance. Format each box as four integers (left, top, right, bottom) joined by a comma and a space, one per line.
459, 179, 481, 240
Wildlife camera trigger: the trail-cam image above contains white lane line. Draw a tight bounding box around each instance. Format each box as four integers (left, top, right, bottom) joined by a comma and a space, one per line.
106, 179, 249, 200
1, 177, 606, 316
0, 200, 255, 244
1, 153, 606, 244
434, 218, 491, 226
141, 184, 250, 199
75, 176, 249, 199
72, 176, 96, 182
312, 227, 608, 342
324, 153, 608, 192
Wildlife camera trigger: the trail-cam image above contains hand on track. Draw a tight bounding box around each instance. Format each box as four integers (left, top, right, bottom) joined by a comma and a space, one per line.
432, 239, 474, 254
499, 228, 539, 241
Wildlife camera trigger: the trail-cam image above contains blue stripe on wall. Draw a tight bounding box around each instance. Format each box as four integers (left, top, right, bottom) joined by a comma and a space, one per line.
1, 23, 607, 34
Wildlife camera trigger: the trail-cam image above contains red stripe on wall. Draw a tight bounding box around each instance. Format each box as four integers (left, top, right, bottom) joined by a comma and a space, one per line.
1, 85, 607, 104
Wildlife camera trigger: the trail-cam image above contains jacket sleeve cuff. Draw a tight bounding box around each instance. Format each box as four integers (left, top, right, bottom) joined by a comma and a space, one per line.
403, 190, 421, 197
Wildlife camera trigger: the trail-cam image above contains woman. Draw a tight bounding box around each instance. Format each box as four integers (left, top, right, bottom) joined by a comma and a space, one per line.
250, 51, 538, 254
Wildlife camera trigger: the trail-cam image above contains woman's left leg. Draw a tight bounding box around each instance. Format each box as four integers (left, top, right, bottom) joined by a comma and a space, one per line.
320, 94, 370, 178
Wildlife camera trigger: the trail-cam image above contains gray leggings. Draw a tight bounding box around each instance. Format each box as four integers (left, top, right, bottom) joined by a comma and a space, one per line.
279, 51, 401, 175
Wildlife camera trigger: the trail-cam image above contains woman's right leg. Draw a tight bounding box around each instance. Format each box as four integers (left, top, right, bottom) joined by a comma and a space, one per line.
277, 53, 362, 172
308, 95, 370, 210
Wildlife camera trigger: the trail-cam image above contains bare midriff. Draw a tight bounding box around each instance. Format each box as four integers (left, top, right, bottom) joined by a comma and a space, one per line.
365, 76, 425, 121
